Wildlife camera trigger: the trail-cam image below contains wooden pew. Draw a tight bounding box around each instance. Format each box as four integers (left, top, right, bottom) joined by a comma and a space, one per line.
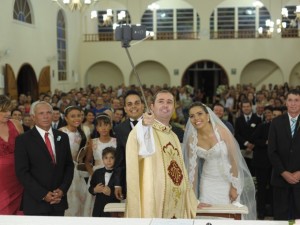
104, 203, 248, 220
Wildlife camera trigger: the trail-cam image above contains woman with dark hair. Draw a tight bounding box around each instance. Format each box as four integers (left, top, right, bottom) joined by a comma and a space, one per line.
11, 108, 30, 132
182, 102, 256, 220
59, 106, 87, 216
82, 110, 95, 140
0, 95, 23, 214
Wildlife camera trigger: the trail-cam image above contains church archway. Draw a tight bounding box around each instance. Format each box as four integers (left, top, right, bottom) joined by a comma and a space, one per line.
129, 61, 170, 87
17, 64, 38, 101
241, 59, 283, 90
182, 60, 228, 104
289, 62, 300, 87
86, 61, 124, 88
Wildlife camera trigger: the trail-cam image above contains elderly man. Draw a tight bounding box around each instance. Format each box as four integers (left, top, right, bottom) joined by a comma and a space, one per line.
15, 101, 74, 216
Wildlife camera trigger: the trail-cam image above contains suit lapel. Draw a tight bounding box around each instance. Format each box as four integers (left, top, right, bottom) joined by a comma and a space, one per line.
283, 114, 293, 139
108, 172, 115, 186
99, 169, 106, 184
52, 129, 62, 165
295, 117, 300, 136
125, 119, 132, 131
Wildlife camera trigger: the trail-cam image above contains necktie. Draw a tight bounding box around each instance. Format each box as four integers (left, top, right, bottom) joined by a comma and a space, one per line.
246, 116, 250, 123
45, 132, 55, 163
291, 118, 297, 136
132, 120, 138, 126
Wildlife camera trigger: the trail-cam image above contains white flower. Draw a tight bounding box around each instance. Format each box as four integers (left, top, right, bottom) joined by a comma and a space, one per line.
57, 136, 61, 141
250, 123, 256, 128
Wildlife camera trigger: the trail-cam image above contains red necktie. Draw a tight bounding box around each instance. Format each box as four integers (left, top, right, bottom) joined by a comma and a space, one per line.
45, 132, 55, 163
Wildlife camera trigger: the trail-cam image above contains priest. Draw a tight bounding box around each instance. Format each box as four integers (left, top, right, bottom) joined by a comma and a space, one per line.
125, 90, 197, 218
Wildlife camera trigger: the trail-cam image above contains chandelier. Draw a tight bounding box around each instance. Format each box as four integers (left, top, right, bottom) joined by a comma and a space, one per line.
257, 3, 300, 35
52, 0, 98, 11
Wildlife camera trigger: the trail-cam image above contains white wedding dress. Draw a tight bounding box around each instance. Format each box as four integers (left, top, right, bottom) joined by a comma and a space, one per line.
193, 135, 232, 204
183, 107, 257, 220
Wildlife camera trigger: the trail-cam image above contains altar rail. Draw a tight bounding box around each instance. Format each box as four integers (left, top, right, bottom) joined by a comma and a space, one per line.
83, 29, 300, 42
0, 216, 289, 225
104, 202, 248, 220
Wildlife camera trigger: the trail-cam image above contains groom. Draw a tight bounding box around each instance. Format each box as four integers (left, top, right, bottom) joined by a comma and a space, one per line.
15, 101, 74, 216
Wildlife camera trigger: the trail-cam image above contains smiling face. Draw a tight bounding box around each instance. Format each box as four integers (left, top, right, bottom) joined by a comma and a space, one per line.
85, 111, 95, 123
0, 111, 11, 123
124, 94, 144, 120
151, 92, 175, 125
189, 105, 210, 130
11, 110, 22, 122
65, 108, 82, 129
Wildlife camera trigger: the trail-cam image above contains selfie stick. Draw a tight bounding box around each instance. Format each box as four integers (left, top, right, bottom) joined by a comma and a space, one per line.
124, 46, 150, 113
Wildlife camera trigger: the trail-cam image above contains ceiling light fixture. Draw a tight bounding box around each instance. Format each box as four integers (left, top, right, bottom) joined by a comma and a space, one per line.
52, 0, 98, 11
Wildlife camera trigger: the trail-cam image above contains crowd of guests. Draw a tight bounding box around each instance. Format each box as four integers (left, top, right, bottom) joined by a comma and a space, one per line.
0, 82, 300, 220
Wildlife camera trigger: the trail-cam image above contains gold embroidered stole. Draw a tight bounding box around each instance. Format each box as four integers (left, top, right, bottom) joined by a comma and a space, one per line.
152, 121, 187, 218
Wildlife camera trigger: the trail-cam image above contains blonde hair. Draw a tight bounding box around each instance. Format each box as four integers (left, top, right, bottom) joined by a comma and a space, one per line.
0, 95, 13, 112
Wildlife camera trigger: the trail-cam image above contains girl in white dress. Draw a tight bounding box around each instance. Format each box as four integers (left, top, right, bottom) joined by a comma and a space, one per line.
182, 102, 256, 220
59, 106, 87, 216
83, 113, 116, 216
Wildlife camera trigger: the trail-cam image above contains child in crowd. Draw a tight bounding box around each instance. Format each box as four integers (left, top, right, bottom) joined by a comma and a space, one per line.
88, 147, 119, 217
83, 113, 116, 216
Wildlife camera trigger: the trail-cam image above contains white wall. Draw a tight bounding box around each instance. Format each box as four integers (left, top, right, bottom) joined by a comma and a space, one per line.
0, 0, 299, 94
0, 0, 82, 93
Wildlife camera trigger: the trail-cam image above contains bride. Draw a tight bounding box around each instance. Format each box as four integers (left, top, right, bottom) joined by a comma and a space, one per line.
182, 102, 256, 220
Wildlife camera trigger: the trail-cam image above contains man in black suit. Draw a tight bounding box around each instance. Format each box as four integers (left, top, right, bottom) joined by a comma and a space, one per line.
252, 106, 279, 219
114, 90, 144, 200
213, 103, 234, 134
15, 101, 74, 216
52, 106, 64, 129
235, 99, 261, 175
268, 89, 300, 220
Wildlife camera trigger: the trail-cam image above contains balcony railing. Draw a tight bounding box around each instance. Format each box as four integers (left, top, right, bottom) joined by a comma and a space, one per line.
83, 30, 299, 42
281, 28, 300, 38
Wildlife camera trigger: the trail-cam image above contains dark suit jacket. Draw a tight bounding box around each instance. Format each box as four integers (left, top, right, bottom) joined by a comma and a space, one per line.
268, 114, 300, 187
235, 114, 262, 149
89, 168, 119, 217
252, 122, 271, 168
15, 126, 74, 215
114, 119, 132, 188
52, 118, 64, 130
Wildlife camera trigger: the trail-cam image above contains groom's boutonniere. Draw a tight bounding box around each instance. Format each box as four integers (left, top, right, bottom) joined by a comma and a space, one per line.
57, 136, 61, 142
250, 123, 256, 128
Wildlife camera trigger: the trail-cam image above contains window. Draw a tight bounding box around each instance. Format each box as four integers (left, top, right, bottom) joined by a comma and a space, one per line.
210, 5, 272, 39
97, 10, 131, 33
259, 7, 270, 29
177, 9, 194, 32
238, 7, 256, 38
157, 9, 173, 32
57, 10, 67, 81
218, 8, 235, 31
13, 0, 32, 24
140, 8, 200, 40
141, 10, 153, 31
